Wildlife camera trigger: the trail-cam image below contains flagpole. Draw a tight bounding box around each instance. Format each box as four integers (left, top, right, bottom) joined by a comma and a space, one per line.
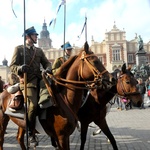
85, 15, 87, 42
63, 0, 66, 59
23, 0, 28, 149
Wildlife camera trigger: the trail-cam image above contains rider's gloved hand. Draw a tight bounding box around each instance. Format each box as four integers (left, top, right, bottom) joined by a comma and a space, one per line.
18, 64, 30, 74
45, 68, 52, 74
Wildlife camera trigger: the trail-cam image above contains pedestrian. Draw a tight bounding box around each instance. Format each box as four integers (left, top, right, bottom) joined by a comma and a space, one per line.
0, 76, 4, 93
136, 78, 146, 109
147, 83, 150, 107
52, 41, 73, 74
9, 26, 52, 145
115, 95, 122, 110
145, 76, 150, 91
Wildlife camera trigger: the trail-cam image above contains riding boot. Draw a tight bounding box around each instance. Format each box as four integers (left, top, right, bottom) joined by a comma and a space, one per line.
28, 130, 38, 147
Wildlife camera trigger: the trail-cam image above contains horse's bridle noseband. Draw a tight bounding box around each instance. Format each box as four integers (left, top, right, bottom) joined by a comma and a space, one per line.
118, 74, 140, 98
78, 51, 112, 89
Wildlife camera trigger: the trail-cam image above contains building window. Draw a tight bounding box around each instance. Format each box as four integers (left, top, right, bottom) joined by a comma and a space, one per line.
112, 49, 120, 61
111, 34, 114, 41
128, 54, 134, 63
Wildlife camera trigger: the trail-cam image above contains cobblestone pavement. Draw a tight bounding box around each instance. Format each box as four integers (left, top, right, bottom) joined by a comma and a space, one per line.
3, 94, 150, 150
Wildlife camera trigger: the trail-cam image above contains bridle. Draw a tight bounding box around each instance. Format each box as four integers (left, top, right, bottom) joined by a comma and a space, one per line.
48, 51, 113, 90
117, 74, 140, 98
79, 51, 108, 81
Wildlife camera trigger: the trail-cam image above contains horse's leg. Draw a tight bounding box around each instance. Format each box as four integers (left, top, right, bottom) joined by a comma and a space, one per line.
16, 127, 26, 150
50, 136, 58, 149
0, 112, 9, 150
95, 119, 118, 150
79, 123, 89, 150
56, 136, 69, 150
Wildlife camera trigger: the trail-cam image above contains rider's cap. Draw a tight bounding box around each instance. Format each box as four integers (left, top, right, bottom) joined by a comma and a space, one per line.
61, 42, 73, 50
22, 26, 39, 36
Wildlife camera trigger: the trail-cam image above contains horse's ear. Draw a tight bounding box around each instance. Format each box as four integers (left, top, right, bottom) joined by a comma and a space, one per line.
128, 65, 132, 71
121, 63, 126, 73
84, 41, 89, 54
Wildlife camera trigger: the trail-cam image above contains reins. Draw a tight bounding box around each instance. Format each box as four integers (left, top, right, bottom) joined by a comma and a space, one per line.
47, 51, 111, 90
44, 51, 113, 124
47, 73, 106, 90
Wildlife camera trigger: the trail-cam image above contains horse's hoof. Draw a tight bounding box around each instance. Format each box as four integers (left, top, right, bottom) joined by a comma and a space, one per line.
107, 138, 110, 143
93, 129, 101, 136
28, 136, 39, 148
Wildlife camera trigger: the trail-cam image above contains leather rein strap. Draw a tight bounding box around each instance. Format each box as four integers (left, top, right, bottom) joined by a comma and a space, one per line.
45, 52, 110, 123
48, 52, 109, 90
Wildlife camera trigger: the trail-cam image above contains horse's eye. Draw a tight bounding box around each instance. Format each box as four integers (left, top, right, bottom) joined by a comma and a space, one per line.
126, 81, 130, 84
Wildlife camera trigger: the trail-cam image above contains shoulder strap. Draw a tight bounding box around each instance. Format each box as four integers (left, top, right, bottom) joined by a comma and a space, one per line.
28, 48, 37, 66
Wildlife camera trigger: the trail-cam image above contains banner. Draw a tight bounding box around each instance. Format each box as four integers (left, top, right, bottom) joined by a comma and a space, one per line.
49, 0, 66, 28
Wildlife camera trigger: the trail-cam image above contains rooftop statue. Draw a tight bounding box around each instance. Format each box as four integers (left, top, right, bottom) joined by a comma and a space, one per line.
137, 35, 144, 51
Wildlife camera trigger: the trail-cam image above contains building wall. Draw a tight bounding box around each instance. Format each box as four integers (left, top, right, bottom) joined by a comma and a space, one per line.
1, 23, 150, 82
0, 66, 10, 83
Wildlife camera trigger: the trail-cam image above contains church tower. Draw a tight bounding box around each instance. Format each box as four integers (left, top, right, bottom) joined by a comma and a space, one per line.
38, 19, 52, 50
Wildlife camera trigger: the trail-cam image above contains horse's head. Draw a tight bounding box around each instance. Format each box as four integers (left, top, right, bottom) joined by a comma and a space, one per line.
67, 41, 115, 104
117, 63, 142, 107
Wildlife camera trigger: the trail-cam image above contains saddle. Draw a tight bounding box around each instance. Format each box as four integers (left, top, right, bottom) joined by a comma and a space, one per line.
8, 90, 24, 112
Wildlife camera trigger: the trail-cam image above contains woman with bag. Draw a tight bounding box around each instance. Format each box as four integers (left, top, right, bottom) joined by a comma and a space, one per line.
147, 83, 150, 107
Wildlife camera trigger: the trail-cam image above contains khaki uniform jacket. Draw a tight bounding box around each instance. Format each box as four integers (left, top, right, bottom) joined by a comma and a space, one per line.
9, 45, 52, 88
52, 57, 65, 75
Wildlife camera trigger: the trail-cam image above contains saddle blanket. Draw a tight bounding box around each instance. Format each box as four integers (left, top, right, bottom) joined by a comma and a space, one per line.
4, 108, 47, 135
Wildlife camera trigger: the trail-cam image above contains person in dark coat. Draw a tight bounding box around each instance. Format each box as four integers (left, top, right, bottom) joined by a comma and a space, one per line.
9, 26, 52, 145
137, 78, 146, 109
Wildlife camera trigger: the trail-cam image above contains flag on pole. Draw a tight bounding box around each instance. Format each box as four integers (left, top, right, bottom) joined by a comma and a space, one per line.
77, 16, 87, 40
49, 0, 66, 28
11, 0, 17, 18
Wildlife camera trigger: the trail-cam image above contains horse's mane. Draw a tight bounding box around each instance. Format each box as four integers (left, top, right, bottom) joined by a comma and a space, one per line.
55, 55, 78, 79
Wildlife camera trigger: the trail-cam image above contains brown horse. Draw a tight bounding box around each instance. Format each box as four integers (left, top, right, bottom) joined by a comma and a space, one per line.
0, 42, 114, 150
77, 63, 143, 150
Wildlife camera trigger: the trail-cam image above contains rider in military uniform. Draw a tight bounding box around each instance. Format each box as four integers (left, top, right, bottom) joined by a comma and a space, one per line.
9, 26, 52, 145
52, 42, 73, 74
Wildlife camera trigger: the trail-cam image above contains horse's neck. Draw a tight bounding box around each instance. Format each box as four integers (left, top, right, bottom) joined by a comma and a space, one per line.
66, 89, 83, 113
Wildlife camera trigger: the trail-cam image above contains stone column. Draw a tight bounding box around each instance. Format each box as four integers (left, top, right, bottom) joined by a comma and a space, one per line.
135, 50, 147, 68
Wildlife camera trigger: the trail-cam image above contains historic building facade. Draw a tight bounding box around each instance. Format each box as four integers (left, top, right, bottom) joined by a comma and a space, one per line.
1, 22, 150, 82
90, 23, 150, 72
42, 22, 150, 72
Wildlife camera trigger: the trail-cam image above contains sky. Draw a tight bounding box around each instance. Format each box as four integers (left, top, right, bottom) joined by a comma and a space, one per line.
0, 0, 150, 65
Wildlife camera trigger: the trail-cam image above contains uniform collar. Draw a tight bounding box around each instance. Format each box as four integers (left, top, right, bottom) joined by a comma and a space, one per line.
26, 43, 35, 50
